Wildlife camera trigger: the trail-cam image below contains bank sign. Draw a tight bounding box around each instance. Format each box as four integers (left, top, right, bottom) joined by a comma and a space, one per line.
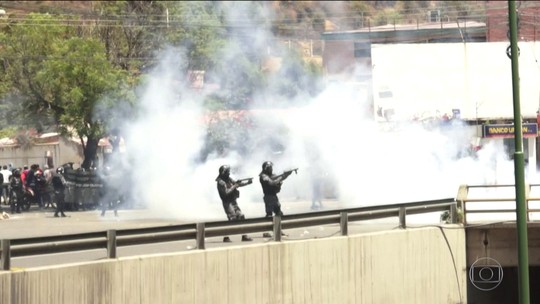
483, 123, 538, 138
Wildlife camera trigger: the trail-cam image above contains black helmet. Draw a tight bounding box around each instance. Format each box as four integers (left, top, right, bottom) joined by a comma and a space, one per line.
12, 169, 20, 177
219, 165, 230, 175
216, 165, 230, 181
219, 165, 231, 176
261, 161, 273, 175
262, 161, 273, 171
56, 167, 64, 174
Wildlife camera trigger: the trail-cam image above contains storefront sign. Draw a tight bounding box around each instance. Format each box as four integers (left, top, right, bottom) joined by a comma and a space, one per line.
483, 123, 538, 138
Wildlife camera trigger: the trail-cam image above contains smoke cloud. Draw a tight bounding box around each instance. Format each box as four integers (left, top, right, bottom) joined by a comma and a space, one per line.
103, 2, 526, 222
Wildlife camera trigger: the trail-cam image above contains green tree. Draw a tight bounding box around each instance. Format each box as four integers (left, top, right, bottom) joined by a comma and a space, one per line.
0, 13, 74, 132
267, 49, 323, 101
0, 13, 132, 169
91, 1, 168, 72
163, 1, 226, 71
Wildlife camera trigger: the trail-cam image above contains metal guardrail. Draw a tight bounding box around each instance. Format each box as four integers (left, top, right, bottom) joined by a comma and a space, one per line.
456, 184, 540, 224
0, 197, 456, 271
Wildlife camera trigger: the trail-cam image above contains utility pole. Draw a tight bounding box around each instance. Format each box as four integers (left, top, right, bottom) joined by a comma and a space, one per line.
508, 1, 530, 303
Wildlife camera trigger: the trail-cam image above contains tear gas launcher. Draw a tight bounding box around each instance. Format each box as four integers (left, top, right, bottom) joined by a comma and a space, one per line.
235, 178, 254, 187
275, 168, 299, 179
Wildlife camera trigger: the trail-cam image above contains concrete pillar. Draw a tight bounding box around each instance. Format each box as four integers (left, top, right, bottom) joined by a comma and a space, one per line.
1, 239, 10, 271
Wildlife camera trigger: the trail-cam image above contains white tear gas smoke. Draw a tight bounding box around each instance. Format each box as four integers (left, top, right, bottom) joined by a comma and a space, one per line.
117, 48, 226, 221
277, 84, 522, 207
103, 2, 525, 222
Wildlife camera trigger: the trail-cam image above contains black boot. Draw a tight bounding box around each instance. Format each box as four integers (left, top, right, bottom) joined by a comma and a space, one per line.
241, 235, 252, 242
223, 236, 232, 243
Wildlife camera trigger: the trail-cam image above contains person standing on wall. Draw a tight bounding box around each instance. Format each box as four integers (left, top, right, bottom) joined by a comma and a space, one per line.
216, 165, 253, 242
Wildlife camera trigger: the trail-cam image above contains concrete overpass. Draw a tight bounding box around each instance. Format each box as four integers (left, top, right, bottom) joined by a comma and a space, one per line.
2, 186, 540, 303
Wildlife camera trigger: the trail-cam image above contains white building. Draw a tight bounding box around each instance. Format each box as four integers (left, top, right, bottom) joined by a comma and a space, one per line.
371, 41, 540, 171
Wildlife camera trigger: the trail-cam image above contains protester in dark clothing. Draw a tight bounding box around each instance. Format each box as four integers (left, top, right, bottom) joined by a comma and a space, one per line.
35, 170, 47, 208
259, 161, 292, 217
52, 167, 67, 217
25, 164, 41, 208
216, 165, 253, 242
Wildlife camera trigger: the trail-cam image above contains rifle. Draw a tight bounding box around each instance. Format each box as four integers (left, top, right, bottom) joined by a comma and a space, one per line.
274, 168, 299, 179
235, 177, 253, 187
271, 168, 298, 193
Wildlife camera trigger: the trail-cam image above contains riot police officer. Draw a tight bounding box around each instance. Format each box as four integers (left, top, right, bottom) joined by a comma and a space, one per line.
52, 167, 67, 217
9, 169, 23, 213
259, 161, 292, 217
216, 165, 252, 242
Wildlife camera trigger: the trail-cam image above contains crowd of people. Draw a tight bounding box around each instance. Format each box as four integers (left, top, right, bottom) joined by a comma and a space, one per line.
0, 163, 68, 217
2, 160, 314, 230
0, 163, 122, 218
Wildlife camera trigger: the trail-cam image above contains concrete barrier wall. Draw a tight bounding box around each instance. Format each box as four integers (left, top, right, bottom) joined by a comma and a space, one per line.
0, 226, 467, 304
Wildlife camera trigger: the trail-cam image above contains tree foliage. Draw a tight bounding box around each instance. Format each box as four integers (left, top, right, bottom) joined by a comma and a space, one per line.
0, 14, 75, 130
0, 2, 339, 166
0, 13, 132, 169
91, 1, 168, 72
163, 1, 226, 71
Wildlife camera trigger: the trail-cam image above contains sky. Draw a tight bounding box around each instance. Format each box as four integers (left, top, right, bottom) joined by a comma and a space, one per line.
103, 2, 534, 223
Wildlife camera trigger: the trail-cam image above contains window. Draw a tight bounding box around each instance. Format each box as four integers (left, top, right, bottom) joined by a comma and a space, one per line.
354, 42, 371, 58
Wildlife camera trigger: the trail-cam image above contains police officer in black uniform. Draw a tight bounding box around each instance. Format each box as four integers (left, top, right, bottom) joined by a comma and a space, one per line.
216, 165, 253, 242
52, 167, 67, 217
259, 161, 292, 218
9, 169, 23, 213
